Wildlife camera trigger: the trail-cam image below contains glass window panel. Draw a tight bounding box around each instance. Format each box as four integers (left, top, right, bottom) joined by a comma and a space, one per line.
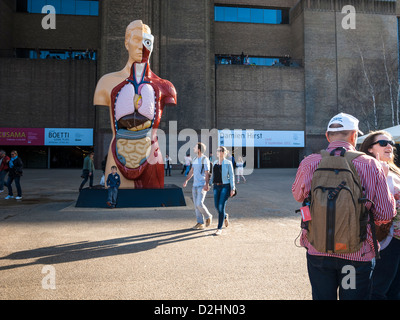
30, 0, 46, 13
47, 0, 61, 13
250, 8, 263, 23
237, 8, 250, 23
76, 0, 90, 15
215, 6, 224, 21
224, 7, 238, 22
214, 6, 287, 25
264, 9, 281, 24
61, 0, 75, 14
275, 10, 282, 24
89, 1, 98, 16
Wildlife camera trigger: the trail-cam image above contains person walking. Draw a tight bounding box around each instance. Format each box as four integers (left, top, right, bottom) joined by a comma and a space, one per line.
183, 143, 212, 229
5, 150, 23, 200
79, 152, 95, 192
235, 156, 246, 183
0, 150, 10, 194
292, 113, 396, 300
184, 154, 191, 176
106, 165, 121, 208
165, 154, 172, 176
210, 146, 236, 236
360, 130, 400, 300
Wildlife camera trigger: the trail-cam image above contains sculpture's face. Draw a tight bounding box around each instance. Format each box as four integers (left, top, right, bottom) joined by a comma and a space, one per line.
125, 22, 154, 63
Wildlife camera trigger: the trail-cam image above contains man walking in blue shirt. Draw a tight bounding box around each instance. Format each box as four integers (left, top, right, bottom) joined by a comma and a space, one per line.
183, 143, 213, 229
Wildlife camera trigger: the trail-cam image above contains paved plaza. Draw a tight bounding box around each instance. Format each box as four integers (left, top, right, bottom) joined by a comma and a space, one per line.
0, 168, 311, 300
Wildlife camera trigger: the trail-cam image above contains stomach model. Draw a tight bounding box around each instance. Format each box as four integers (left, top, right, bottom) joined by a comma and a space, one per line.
110, 62, 177, 188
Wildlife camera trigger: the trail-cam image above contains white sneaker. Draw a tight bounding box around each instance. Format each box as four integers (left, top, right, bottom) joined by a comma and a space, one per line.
214, 229, 222, 236
15, 196, 22, 200
5, 195, 14, 199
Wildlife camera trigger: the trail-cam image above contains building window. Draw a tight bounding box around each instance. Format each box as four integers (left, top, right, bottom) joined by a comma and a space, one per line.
215, 54, 301, 67
214, 5, 289, 24
17, 0, 99, 16
15, 48, 96, 60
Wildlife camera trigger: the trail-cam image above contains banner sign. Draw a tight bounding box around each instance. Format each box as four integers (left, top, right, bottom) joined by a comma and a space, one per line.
0, 128, 93, 146
0, 128, 45, 145
219, 130, 304, 148
44, 128, 93, 146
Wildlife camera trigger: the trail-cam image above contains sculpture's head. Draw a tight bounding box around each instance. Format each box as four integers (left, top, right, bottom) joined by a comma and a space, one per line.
125, 20, 154, 64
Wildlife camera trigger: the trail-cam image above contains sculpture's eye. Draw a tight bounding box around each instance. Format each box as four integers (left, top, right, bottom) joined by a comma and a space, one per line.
144, 39, 152, 47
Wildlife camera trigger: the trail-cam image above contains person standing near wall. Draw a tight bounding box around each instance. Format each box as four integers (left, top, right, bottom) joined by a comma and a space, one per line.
0, 150, 10, 194
5, 150, 23, 200
79, 152, 95, 192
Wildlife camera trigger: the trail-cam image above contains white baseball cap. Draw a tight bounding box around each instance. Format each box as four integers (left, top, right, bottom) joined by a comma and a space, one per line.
327, 112, 363, 135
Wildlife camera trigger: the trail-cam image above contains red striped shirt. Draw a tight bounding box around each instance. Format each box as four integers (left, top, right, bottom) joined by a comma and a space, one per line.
292, 141, 396, 261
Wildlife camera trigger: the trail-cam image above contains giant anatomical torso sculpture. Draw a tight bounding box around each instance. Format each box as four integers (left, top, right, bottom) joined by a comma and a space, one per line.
94, 20, 177, 189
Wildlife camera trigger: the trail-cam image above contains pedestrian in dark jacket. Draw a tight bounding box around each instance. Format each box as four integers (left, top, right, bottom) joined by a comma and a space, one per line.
79, 152, 95, 191
5, 150, 23, 200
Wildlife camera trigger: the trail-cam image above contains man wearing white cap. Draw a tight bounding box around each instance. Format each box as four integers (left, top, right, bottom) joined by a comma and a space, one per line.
292, 112, 396, 300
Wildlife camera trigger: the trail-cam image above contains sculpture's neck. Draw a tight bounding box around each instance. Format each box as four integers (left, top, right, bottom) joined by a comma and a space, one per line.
123, 60, 148, 82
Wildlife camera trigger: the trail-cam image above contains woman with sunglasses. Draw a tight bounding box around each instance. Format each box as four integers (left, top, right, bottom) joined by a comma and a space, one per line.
360, 131, 400, 299
209, 146, 236, 236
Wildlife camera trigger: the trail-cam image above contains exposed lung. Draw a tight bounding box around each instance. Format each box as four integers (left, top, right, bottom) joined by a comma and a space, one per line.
115, 83, 155, 130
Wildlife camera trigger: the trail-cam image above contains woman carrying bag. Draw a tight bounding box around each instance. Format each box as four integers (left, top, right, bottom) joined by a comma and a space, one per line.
209, 146, 236, 236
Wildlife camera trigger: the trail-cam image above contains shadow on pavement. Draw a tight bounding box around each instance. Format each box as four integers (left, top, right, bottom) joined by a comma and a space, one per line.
0, 228, 210, 271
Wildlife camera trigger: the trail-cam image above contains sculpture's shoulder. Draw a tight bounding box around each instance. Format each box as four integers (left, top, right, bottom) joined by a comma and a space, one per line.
93, 71, 127, 107
148, 71, 177, 106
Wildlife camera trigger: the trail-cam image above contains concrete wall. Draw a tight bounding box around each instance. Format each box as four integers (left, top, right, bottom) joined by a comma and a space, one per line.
158, 0, 214, 131
214, 22, 293, 57
0, 58, 97, 129
216, 65, 305, 130
0, 0, 14, 56
13, 13, 99, 50
299, 0, 398, 154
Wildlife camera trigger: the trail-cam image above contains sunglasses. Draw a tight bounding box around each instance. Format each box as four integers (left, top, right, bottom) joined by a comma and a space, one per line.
371, 140, 395, 147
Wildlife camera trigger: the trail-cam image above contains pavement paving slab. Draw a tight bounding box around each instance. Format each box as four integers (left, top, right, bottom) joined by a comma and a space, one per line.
0, 168, 311, 300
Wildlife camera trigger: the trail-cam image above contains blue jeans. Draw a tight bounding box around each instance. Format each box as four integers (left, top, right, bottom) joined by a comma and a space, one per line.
7, 175, 22, 197
306, 253, 374, 300
192, 186, 211, 224
213, 183, 230, 230
371, 238, 400, 300
107, 187, 118, 206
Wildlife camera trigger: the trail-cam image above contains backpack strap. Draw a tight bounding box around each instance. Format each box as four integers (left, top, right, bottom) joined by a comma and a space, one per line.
344, 150, 365, 163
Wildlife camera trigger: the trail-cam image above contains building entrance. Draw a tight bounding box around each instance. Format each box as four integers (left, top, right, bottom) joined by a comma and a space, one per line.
256, 147, 300, 168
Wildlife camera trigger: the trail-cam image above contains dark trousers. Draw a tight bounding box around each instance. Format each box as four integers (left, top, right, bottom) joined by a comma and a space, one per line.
306, 253, 373, 300
371, 238, 400, 300
80, 172, 93, 190
7, 175, 22, 197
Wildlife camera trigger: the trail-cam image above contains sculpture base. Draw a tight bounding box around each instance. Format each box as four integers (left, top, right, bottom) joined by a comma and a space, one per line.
75, 184, 186, 208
